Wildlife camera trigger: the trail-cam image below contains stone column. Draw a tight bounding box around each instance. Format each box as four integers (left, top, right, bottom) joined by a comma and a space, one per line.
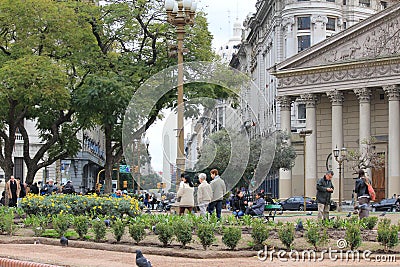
311, 15, 328, 45
277, 95, 292, 199
327, 90, 344, 201
300, 94, 318, 198
383, 85, 400, 197
354, 88, 371, 175
282, 16, 296, 58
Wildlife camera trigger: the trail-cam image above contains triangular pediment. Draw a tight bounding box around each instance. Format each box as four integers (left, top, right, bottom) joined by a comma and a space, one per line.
275, 3, 400, 71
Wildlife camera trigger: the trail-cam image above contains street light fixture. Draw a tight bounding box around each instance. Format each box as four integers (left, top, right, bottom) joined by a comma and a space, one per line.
333, 146, 347, 212
299, 129, 313, 212
165, 0, 197, 191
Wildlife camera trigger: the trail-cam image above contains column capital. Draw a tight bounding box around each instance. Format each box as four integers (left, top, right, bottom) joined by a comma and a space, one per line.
353, 88, 371, 103
277, 95, 292, 111
326, 90, 344, 105
299, 93, 318, 108
383, 85, 400, 101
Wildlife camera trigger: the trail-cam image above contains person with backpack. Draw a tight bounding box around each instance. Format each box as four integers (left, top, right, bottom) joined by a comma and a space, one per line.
62, 180, 75, 194
354, 169, 371, 219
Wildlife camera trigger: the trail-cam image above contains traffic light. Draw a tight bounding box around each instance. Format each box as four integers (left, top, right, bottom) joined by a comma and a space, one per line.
134, 165, 139, 173
123, 180, 128, 188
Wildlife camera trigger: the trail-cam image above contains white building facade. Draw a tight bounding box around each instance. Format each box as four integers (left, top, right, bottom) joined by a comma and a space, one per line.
230, 0, 396, 199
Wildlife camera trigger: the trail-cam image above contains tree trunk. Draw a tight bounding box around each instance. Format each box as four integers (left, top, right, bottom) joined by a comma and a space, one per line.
103, 124, 113, 194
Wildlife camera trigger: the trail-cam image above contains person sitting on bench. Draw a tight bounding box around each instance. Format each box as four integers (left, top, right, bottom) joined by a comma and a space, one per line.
232, 190, 247, 217
245, 192, 265, 216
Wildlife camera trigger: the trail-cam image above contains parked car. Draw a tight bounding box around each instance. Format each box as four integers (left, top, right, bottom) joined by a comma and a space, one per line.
371, 198, 399, 212
278, 196, 337, 211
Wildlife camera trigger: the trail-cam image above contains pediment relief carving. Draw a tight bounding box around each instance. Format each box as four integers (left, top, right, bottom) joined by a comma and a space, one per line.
286, 12, 400, 69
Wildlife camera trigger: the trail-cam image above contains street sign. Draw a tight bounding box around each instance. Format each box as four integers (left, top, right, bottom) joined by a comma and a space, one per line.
119, 165, 131, 173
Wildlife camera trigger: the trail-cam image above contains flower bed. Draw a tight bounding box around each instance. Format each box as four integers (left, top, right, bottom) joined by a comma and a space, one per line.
19, 193, 140, 218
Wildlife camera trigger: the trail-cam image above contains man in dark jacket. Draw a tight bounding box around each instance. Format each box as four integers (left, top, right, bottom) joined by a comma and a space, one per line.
316, 170, 334, 220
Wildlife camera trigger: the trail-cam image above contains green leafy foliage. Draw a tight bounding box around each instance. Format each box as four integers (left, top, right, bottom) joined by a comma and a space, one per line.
345, 222, 362, 250
222, 226, 242, 250
0, 207, 16, 235
111, 218, 125, 242
52, 214, 71, 237
278, 222, 295, 250
251, 220, 269, 249
361, 216, 378, 230
73, 215, 90, 240
173, 219, 193, 248
156, 222, 174, 247
129, 222, 146, 245
305, 221, 328, 250
377, 218, 399, 252
197, 224, 215, 250
92, 218, 107, 242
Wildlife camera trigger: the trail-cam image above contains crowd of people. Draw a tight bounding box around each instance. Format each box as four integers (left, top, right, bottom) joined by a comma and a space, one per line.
0, 176, 76, 207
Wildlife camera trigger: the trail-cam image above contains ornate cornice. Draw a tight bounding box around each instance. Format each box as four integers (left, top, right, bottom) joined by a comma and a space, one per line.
353, 88, 371, 103
311, 15, 328, 30
277, 96, 292, 111
383, 85, 400, 101
275, 57, 400, 89
326, 90, 344, 105
299, 93, 318, 108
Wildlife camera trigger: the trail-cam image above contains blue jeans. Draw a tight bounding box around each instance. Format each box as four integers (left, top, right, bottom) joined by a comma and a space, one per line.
208, 200, 223, 219
233, 210, 244, 217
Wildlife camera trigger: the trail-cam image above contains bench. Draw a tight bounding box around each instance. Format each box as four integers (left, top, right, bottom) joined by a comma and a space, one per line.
264, 204, 282, 221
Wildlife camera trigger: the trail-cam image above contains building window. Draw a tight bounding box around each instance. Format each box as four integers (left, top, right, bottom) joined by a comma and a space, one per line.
297, 0, 310, 1
298, 35, 311, 52
326, 17, 336, 31
343, 0, 346, 4
359, 0, 370, 7
343, 21, 347, 29
380, 1, 387, 9
297, 104, 306, 123
326, 0, 335, 2
297, 17, 311, 30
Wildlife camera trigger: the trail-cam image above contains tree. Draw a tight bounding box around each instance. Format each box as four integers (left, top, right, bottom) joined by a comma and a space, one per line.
195, 129, 296, 190
0, 0, 98, 183
347, 137, 385, 174
74, 1, 222, 193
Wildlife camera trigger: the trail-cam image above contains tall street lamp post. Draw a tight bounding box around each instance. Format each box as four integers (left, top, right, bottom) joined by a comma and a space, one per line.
165, 0, 197, 191
333, 146, 347, 212
299, 129, 313, 212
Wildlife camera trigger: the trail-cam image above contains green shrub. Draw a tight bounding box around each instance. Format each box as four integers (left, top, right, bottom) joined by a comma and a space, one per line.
332, 217, 345, 229
345, 222, 361, 250
222, 226, 242, 250
92, 218, 107, 242
305, 222, 328, 250
52, 214, 71, 237
174, 220, 193, 248
73, 215, 89, 240
197, 224, 215, 250
278, 222, 295, 250
0, 208, 16, 235
26, 215, 49, 237
377, 218, 399, 252
251, 220, 269, 249
129, 222, 146, 245
112, 218, 125, 242
361, 216, 378, 230
156, 222, 174, 247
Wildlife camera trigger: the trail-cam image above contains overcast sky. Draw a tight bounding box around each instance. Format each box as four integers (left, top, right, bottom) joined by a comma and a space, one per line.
147, 0, 257, 172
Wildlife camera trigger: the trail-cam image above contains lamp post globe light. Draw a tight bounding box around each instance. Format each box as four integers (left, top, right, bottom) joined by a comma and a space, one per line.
333, 146, 347, 212
165, 0, 197, 191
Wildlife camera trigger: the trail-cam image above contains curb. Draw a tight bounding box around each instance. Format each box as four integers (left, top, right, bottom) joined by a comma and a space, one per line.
0, 258, 61, 267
